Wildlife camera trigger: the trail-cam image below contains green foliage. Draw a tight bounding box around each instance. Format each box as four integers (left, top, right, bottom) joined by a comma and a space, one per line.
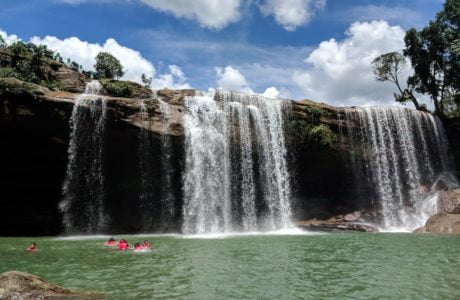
101, 79, 133, 98
374, 0, 460, 117
288, 104, 337, 149
141, 73, 152, 88
0, 67, 21, 79
309, 124, 337, 148
0, 35, 5, 48
0, 78, 43, 98
304, 105, 326, 123
94, 52, 124, 79
372, 52, 421, 110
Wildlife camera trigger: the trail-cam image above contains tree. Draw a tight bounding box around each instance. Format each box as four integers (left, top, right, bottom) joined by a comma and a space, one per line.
0, 35, 5, 48
372, 52, 421, 110
373, 0, 460, 116
94, 52, 124, 79
141, 73, 152, 88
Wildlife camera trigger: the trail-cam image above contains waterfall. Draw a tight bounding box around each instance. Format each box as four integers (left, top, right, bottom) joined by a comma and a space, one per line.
343, 106, 457, 230
158, 100, 176, 222
182, 90, 292, 234
60, 81, 109, 233
138, 100, 156, 230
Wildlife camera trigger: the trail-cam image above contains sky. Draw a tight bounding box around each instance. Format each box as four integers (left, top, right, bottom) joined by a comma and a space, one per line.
0, 0, 444, 106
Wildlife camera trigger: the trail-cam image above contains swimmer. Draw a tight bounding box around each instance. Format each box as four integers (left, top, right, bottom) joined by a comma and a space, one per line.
104, 237, 118, 246
26, 242, 38, 252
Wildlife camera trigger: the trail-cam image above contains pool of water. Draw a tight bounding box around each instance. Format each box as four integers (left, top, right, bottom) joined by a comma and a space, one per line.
1, 232, 459, 299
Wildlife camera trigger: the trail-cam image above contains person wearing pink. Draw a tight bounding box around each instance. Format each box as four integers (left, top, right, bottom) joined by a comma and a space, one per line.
118, 239, 129, 251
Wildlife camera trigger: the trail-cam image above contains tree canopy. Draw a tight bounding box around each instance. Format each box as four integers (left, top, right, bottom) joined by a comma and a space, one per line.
373, 0, 460, 117
94, 52, 124, 80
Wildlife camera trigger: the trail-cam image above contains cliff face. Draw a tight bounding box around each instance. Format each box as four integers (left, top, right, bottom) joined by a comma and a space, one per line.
1, 71, 459, 235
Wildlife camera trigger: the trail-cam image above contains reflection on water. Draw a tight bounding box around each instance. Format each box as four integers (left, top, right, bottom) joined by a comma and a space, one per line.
1, 234, 460, 299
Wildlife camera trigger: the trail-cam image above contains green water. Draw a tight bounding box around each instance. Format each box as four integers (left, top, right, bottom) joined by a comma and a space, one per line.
1, 233, 459, 299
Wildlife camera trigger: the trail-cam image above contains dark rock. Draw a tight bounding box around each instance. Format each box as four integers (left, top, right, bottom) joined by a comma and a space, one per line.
439, 189, 460, 214
425, 212, 460, 234
0, 271, 103, 299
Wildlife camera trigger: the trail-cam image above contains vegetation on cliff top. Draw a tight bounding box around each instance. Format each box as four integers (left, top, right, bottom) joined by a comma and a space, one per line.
373, 0, 460, 118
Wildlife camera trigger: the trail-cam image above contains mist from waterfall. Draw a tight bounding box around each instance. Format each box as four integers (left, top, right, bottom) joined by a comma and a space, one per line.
182, 90, 293, 234
60, 81, 109, 233
343, 107, 457, 230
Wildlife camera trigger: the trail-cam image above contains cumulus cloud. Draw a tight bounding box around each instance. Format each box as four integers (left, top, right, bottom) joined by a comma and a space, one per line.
261, 87, 280, 98
29, 34, 190, 88
259, 0, 325, 31
140, 0, 242, 30
151, 64, 191, 89
0, 29, 20, 45
292, 21, 409, 106
215, 66, 253, 93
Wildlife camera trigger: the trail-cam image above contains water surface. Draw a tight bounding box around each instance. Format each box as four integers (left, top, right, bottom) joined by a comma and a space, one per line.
1, 233, 459, 299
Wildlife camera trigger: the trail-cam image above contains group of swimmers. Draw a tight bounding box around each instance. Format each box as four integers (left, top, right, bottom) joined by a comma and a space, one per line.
105, 237, 152, 252
25, 238, 153, 253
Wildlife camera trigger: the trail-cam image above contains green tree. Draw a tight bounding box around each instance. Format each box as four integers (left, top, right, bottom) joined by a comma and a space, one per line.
0, 35, 5, 48
373, 0, 460, 116
94, 52, 124, 79
141, 73, 152, 88
372, 52, 421, 110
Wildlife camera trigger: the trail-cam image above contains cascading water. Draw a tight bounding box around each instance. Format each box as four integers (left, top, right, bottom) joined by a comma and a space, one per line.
60, 80, 109, 233
343, 106, 457, 230
138, 100, 156, 230
182, 90, 292, 234
158, 100, 176, 221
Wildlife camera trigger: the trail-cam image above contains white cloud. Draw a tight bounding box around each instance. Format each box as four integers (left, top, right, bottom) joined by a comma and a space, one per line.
0, 29, 20, 45
215, 66, 253, 93
140, 0, 242, 30
292, 21, 409, 106
29, 34, 190, 88
261, 87, 280, 98
151, 64, 191, 89
259, 0, 325, 31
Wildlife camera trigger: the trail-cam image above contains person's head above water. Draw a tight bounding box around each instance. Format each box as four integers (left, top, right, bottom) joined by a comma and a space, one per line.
108, 237, 115, 242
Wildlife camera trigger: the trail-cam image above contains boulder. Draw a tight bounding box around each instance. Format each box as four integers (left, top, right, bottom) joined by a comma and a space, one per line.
425, 212, 460, 234
0, 271, 103, 299
439, 189, 460, 214
413, 226, 426, 233
344, 211, 361, 222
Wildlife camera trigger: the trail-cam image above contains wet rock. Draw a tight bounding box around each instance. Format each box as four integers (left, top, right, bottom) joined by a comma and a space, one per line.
439, 189, 460, 214
296, 219, 378, 232
344, 211, 361, 222
425, 212, 460, 234
0, 271, 103, 299
413, 226, 426, 233
156, 88, 195, 105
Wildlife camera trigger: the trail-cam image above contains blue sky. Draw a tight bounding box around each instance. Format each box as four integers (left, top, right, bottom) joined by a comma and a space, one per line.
0, 0, 444, 106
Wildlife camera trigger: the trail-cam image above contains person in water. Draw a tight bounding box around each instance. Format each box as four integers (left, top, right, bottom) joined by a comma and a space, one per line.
134, 243, 143, 251
118, 239, 129, 251
26, 242, 38, 252
142, 240, 152, 249
104, 237, 117, 246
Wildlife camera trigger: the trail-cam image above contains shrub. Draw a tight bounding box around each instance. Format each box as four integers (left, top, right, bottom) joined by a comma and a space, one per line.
101, 79, 133, 98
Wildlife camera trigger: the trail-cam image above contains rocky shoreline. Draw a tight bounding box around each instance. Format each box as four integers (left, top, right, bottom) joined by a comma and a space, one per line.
0, 271, 104, 299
